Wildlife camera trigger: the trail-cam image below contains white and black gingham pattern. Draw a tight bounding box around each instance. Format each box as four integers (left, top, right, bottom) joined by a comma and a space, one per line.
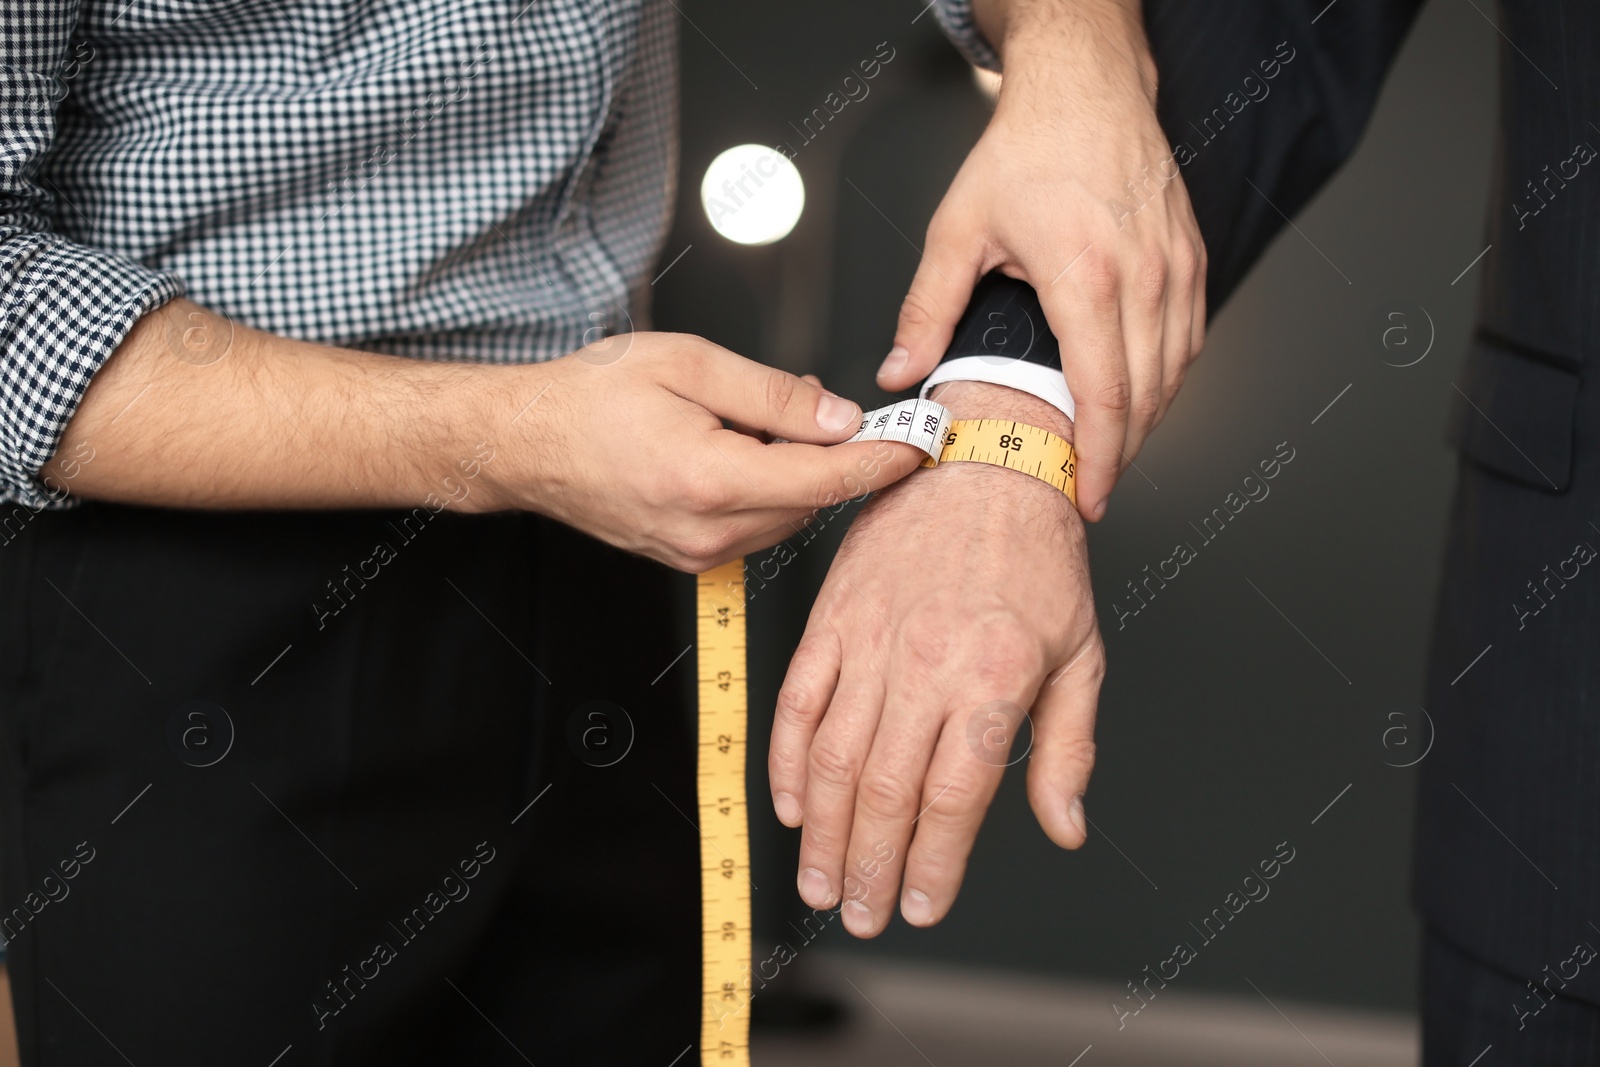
930, 0, 1000, 72
1, 0, 987, 509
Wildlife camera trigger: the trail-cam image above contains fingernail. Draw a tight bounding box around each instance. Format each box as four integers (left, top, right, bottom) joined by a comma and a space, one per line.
816, 394, 859, 434
1069, 793, 1087, 840
1092, 499, 1107, 521
877, 345, 909, 381
842, 899, 872, 935
799, 867, 836, 908
902, 887, 933, 925
774, 791, 802, 826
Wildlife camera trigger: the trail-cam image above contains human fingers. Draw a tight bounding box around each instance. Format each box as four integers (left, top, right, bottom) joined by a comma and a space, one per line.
836, 676, 949, 938
1039, 257, 1127, 521
710, 433, 925, 513
769, 624, 842, 828
1025, 637, 1106, 850
651, 505, 849, 572
893, 693, 1015, 929
726, 375, 831, 441
794, 664, 885, 912
1116, 245, 1169, 467
1154, 230, 1204, 432
676, 343, 861, 444
878, 204, 985, 392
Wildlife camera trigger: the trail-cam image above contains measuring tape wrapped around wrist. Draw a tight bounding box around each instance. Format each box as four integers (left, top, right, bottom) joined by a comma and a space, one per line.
847, 396, 1077, 504
693, 397, 1073, 1066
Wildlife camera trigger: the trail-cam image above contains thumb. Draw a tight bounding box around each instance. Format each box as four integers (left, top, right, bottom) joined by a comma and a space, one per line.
880, 210, 985, 392
687, 346, 864, 444
1025, 637, 1106, 850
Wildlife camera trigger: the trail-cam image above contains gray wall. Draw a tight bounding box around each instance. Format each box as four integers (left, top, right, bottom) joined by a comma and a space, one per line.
654, 0, 1495, 1013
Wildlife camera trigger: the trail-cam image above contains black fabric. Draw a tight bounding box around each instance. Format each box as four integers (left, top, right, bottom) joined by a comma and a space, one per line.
1451, 329, 1583, 491
1135, 0, 1600, 1022
936, 270, 1065, 372
0, 502, 700, 1065
1415, 403, 1600, 1012
1423, 926, 1600, 1065
1142, 0, 1427, 313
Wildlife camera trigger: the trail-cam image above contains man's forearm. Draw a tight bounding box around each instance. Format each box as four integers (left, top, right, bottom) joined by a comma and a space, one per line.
43, 298, 539, 512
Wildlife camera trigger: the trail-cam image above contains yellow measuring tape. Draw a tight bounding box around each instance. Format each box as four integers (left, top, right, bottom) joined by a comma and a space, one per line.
696, 559, 752, 1065
693, 400, 1074, 1065
926, 418, 1078, 506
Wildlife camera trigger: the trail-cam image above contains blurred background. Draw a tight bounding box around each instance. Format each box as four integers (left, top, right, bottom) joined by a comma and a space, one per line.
651, 0, 1498, 1063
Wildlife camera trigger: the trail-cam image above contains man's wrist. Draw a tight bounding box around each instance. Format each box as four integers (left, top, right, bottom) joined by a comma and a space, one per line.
975, 0, 1156, 102
916, 380, 1080, 519
929, 379, 1074, 445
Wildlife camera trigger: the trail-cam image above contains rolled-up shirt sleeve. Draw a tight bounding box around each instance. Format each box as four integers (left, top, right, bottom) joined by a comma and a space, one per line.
0, 1, 183, 510
931, 0, 1002, 72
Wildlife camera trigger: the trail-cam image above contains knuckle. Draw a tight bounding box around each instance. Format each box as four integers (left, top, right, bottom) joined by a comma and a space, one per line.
969, 641, 1040, 692
764, 370, 801, 418
1131, 386, 1162, 426
1080, 255, 1119, 302
1093, 375, 1132, 417
809, 740, 861, 790
803, 818, 847, 857
670, 521, 736, 565
1134, 253, 1168, 305
774, 674, 823, 729
857, 771, 920, 819
662, 551, 700, 574
897, 289, 938, 333
958, 618, 1039, 683
921, 775, 986, 827
1171, 242, 1200, 289
672, 339, 711, 384
680, 470, 732, 515
768, 736, 803, 780
1058, 735, 1099, 777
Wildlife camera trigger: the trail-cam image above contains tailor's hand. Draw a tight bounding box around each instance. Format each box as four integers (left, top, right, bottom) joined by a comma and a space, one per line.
877, 0, 1205, 523
489, 333, 925, 572
769, 381, 1105, 935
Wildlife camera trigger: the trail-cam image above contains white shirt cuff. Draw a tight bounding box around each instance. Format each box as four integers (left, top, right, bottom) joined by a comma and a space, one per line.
919, 356, 1076, 423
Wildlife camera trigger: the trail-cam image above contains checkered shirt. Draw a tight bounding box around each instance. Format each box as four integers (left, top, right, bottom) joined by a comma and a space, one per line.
0, 0, 988, 508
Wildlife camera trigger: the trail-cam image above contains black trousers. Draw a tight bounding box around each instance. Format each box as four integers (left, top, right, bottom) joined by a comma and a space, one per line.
1425, 927, 1600, 1064
0, 501, 701, 1065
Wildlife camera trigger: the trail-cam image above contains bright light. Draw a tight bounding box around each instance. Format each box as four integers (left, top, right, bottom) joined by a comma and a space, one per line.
700, 144, 805, 245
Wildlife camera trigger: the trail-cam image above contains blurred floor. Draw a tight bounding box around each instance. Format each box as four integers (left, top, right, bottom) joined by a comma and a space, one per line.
754, 952, 1418, 1067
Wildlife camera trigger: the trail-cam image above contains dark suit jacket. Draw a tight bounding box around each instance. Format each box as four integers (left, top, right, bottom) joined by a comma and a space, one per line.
1148, 0, 1600, 1004
947, 0, 1600, 1004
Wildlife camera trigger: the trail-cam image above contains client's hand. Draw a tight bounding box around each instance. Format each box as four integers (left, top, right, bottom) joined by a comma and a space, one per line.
769, 381, 1105, 935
